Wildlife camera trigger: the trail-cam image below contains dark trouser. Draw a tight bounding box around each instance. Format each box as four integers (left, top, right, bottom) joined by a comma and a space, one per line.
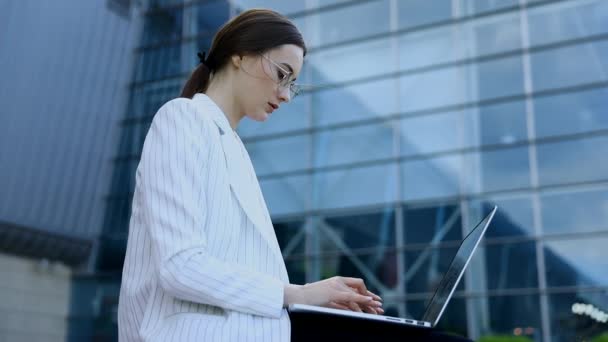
290, 313, 473, 342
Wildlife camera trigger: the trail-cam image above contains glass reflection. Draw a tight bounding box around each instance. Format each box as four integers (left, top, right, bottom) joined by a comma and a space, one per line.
313, 163, 397, 210
245, 134, 310, 176
531, 41, 608, 91
528, 0, 608, 46
260, 174, 309, 216
545, 237, 608, 287
548, 291, 608, 342
541, 187, 608, 235
534, 87, 608, 139
537, 135, 608, 186
471, 295, 542, 341
323, 210, 396, 252
314, 121, 394, 168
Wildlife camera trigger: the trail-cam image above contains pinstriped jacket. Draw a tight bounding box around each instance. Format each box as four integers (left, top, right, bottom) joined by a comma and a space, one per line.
118, 93, 291, 341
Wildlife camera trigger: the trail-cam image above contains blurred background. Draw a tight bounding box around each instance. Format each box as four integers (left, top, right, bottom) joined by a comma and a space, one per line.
1, 0, 607, 341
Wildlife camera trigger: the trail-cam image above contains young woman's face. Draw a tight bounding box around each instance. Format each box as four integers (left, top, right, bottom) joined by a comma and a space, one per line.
236, 44, 304, 122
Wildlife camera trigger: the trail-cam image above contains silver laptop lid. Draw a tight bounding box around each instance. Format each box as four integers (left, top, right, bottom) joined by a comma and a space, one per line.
421, 206, 497, 326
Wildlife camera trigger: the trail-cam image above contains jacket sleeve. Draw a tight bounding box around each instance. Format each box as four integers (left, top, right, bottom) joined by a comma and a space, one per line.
137, 99, 284, 318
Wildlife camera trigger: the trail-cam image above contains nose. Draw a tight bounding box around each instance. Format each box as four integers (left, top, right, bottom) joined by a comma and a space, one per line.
278, 85, 290, 103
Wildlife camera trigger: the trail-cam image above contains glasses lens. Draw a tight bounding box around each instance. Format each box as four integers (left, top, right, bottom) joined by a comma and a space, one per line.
290, 83, 300, 98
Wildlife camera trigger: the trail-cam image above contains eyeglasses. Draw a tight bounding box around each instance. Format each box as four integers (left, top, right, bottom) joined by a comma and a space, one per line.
260, 53, 302, 99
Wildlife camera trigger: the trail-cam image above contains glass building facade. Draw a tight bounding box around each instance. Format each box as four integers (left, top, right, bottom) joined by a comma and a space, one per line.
103, 0, 608, 341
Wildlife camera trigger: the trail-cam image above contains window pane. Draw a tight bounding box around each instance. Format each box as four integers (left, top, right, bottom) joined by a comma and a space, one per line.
528, 0, 608, 46
402, 155, 462, 201
531, 41, 608, 91
469, 196, 535, 238
261, 174, 309, 216
537, 135, 608, 186
402, 203, 463, 245
541, 187, 608, 234
142, 8, 182, 46
534, 87, 608, 139
460, 0, 518, 16
323, 210, 396, 252
313, 78, 398, 126
308, 0, 390, 48
398, 0, 452, 30
233, 0, 306, 15
194, 1, 230, 34
404, 246, 464, 294
400, 56, 523, 113
464, 146, 531, 194
314, 121, 394, 168
472, 11, 521, 56
479, 241, 539, 290
246, 134, 310, 176
471, 295, 543, 340
274, 220, 305, 256
548, 291, 608, 342
400, 111, 474, 157
238, 93, 311, 137
313, 163, 397, 210
545, 236, 608, 287
309, 37, 394, 84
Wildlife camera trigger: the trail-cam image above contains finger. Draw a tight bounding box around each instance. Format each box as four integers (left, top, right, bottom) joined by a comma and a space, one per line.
348, 302, 363, 313
335, 291, 374, 305
327, 301, 350, 311
366, 290, 382, 302
361, 305, 378, 315
341, 277, 368, 295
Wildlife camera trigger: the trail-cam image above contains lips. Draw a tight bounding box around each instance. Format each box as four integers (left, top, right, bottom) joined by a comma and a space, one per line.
268, 102, 278, 111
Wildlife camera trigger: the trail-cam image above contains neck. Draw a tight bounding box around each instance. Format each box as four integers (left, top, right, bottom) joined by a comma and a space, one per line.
205, 74, 243, 131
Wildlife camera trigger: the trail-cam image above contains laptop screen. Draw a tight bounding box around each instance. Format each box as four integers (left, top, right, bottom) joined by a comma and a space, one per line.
421, 206, 497, 326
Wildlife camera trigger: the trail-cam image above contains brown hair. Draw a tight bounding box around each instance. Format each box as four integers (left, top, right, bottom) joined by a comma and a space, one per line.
180, 9, 307, 98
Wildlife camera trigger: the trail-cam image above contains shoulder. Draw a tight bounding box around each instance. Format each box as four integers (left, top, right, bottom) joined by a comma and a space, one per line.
151, 97, 219, 139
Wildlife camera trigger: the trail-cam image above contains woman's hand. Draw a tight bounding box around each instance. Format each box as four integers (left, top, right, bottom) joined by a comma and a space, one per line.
284, 277, 383, 314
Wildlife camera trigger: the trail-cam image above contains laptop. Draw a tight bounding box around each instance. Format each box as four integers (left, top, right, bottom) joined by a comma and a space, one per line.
288, 205, 497, 329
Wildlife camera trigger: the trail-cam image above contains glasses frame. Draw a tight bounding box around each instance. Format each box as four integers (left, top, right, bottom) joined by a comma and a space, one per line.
260, 53, 302, 99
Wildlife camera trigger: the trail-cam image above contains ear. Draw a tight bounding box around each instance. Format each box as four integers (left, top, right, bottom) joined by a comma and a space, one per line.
230, 54, 242, 69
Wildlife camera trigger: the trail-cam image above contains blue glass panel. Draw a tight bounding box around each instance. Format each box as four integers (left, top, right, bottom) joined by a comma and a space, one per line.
142, 8, 182, 46
260, 174, 309, 216
232, 0, 306, 15
472, 295, 542, 340
314, 121, 394, 168
541, 187, 608, 234
195, 1, 230, 33
548, 291, 608, 342
534, 87, 608, 139
238, 93, 311, 137
308, 0, 390, 47
323, 210, 396, 252
537, 135, 608, 186
479, 241, 539, 290
245, 134, 310, 176
313, 78, 398, 126
402, 155, 462, 201
464, 146, 531, 193
531, 41, 608, 91
309, 37, 393, 84
313, 163, 397, 210
398, 0, 452, 30
472, 11, 521, 56
402, 203, 463, 244
545, 236, 608, 287
460, 0, 518, 16
528, 0, 608, 46
469, 196, 535, 238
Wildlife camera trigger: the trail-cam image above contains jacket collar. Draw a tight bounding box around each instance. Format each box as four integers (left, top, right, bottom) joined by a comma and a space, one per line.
191, 93, 284, 262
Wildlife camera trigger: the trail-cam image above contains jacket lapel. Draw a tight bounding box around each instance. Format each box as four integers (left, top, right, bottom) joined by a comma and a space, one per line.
191, 94, 284, 263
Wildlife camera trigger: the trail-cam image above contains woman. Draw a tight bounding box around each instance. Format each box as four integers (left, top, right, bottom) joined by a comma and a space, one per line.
118, 8, 382, 342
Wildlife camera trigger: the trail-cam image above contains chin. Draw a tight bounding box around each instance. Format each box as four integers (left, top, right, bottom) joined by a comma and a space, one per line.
248, 112, 270, 122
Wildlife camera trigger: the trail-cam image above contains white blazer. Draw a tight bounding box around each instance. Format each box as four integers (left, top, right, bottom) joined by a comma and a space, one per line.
118, 93, 291, 341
